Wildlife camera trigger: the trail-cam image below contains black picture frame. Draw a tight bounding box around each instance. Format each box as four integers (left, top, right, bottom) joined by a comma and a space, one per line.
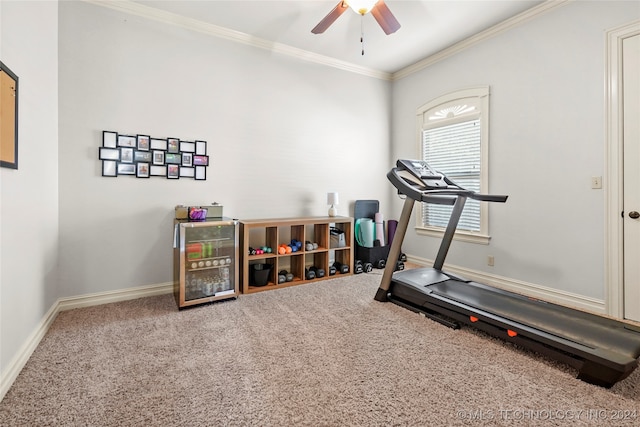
180, 166, 195, 178
117, 163, 136, 175
136, 162, 150, 178
193, 155, 208, 166
182, 152, 193, 167
117, 134, 136, 148
180, 141, 196, 153
167, 164, 180, 179
152, 150, 165, 165
102, 160, 117, 177
103, 131, 118, 148
120, 147, 134, 163
0, 61, 19, 169
137, 134, 150, 151
134, 150, 152, 163
165, 153, 181, 164
150, 138, 167, 150
195, 165, 206, 181
195, 140, 207, 155
167, 137, 180, 154
150, 165, 166, 176
99, 147, 120, 161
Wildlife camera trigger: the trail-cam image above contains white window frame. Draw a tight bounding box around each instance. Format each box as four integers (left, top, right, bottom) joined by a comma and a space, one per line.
416, 86, 491, 245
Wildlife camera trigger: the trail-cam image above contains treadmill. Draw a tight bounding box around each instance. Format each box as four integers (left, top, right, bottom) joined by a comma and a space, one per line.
375, 159, 640, 388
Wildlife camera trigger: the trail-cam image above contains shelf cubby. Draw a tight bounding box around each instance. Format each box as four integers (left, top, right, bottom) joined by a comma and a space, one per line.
239, 216, 354, 294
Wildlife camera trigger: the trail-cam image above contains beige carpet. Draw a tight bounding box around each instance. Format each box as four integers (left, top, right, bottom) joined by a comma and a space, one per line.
1, 271, 639, 426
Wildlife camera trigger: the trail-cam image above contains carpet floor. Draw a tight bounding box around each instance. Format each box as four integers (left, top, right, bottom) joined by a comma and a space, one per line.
1, 271, 639, 426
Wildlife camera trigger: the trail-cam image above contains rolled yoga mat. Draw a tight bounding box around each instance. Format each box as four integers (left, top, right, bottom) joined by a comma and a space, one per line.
374, 212, 385, 246
387, 219, 398, 246
359, 218, 375, 247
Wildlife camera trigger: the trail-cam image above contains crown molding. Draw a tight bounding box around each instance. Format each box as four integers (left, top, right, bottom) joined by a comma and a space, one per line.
82, 0, 392, 81
83, 0, 569, 82
392, 0, 571, 81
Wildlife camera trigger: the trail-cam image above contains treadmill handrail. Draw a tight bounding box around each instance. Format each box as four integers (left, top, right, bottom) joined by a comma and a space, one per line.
387, 167, 508, 204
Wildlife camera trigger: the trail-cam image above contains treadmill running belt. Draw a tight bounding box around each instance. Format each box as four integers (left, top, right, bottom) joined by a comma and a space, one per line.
428, 280, 640, 361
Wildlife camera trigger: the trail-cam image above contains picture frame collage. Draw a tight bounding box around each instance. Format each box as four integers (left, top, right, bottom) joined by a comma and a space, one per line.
98, 131, 209, 180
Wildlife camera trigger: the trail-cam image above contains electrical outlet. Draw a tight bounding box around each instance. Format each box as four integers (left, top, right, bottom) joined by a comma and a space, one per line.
591, 176, 602, 189
487, 255, 495, 266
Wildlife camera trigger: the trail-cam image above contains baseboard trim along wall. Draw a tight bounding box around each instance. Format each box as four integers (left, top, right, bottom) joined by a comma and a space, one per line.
0, 300, 59, 403
405, 255, 606, 314
0, 282, 173, 402
57, 281, 174, 312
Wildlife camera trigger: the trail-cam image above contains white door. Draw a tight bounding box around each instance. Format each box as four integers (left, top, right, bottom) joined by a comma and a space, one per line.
623, 34, 640, 322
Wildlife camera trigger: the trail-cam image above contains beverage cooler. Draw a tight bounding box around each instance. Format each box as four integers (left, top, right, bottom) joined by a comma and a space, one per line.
173, 218, 239, 309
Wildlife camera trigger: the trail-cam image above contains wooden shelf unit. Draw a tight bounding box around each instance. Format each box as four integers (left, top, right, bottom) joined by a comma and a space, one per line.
239, 216, 353, 294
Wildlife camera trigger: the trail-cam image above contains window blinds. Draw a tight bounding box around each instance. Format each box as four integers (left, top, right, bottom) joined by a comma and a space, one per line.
422, 119, 481, 231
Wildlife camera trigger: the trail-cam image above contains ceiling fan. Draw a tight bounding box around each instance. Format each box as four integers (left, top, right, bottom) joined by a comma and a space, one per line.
311, 0, 401, 35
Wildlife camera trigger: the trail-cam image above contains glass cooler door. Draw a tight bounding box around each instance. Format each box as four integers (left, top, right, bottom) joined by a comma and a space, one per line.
176, 219, 238, 307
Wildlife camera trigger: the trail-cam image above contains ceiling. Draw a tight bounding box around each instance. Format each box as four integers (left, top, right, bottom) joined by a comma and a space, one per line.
133, 0, 545, 75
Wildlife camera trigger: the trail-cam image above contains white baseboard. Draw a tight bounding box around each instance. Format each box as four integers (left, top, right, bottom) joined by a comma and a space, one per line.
405, 255, 606, 314
57, 281, 173, 312
0, 299, 59, 403
0, 282, 173, 402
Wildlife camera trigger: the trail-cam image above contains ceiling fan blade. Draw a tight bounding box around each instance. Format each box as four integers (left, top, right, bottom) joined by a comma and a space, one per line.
311, 1, 348, 34
371, 0, 401, 35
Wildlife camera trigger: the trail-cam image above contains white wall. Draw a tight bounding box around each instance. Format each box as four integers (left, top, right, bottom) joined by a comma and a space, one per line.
57, 1, 392, 297
0, 1, 59, 381
391, 1, 640, 301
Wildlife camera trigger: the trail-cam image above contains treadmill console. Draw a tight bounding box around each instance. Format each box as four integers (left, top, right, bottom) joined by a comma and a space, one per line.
396, 159, 447, 189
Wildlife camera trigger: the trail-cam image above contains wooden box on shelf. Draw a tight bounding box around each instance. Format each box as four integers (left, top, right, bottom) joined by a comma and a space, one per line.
239, 216, 353, 294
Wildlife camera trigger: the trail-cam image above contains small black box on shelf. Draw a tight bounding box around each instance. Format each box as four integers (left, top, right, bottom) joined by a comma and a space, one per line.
250, 263, 272, 287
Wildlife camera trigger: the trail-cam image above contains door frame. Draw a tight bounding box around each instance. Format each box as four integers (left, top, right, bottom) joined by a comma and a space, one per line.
605, 20, 640, 318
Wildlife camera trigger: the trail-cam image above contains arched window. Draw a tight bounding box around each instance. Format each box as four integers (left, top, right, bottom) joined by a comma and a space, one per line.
416, 86, 491, 244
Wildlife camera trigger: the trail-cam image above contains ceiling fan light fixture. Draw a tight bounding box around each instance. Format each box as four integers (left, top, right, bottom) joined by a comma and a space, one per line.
311, 0, 399, 35
346, 0, 379, 15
